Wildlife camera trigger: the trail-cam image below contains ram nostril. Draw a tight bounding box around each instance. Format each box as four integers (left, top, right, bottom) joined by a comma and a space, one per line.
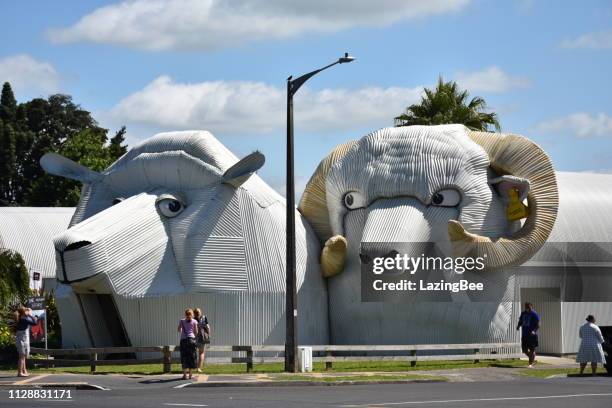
64, 241, 91, 251
359, 253, 372, 264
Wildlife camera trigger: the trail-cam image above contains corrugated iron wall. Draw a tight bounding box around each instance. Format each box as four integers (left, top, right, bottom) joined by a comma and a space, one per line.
0, 207, 74, 280
113, 289, 328, 347
561, 302, 612, 354
519, 287, 562, 354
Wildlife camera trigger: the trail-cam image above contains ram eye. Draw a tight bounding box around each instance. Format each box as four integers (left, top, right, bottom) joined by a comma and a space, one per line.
431, 189, 461, 207
156, 195, 185, 218
343, 191, 366, 210
112, 197, 125, 205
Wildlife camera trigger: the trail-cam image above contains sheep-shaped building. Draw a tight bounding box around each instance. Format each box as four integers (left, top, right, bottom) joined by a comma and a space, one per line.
42, 131, 328, 348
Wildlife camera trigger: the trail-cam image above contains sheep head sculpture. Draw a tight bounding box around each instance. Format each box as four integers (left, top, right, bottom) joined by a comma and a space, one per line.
300, 124, 559, 278
41, 131, 324, 298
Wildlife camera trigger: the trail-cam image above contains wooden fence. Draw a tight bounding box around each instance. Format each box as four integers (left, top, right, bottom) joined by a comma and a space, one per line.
29, 343, 521, 373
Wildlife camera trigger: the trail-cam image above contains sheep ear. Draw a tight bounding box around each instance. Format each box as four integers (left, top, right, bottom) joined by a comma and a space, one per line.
223, 151, 265, 187
490, 175, 530, 202
40, 153, 102, 183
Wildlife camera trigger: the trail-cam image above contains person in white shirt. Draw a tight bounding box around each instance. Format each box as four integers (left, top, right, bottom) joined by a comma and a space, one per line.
576, 315, 606, 376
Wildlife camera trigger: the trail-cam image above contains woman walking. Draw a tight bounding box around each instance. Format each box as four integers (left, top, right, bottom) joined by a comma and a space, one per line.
14, 307, 38, 377
193, 308, 211, 373
577, 315, 606, 376
177, 308, 198, 379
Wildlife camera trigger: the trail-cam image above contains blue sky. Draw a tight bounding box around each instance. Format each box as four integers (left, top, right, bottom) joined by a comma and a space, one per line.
1, 0, 611, 196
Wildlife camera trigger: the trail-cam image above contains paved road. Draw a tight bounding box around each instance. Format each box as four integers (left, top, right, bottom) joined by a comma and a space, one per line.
2, 376, 612, 407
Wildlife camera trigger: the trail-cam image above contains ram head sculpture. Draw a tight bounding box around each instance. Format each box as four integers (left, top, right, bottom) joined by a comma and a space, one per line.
299, 124, 559, 343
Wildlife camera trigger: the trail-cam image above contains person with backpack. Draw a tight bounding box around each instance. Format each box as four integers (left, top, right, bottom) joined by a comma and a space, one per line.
193, 308, 211, 373
14, 307, 38, 377
177, 308, 198, 379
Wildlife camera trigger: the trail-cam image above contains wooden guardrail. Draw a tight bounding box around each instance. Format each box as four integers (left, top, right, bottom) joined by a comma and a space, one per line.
29, 343, 521, 373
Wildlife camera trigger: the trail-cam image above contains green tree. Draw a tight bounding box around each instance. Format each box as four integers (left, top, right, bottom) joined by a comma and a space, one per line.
395, 76, 501, 132
27, 129, 113, 206
0, 83, 129, 206
0, 120, 17, 203
0, 249, 30, 308
109, 125, 128, 161
0, 82, 17, 122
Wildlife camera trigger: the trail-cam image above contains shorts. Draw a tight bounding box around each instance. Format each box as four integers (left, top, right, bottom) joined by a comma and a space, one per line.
521, 335, 538, 353
15, 330, 30, 357
197, 343, 207, 353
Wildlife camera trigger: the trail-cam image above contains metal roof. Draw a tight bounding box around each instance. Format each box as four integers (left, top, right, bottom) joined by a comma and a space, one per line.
0, 207, 74, 278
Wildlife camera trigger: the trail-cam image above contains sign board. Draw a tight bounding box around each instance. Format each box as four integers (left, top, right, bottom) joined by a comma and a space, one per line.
27, 296, 45, 310
29, 268, 43, 292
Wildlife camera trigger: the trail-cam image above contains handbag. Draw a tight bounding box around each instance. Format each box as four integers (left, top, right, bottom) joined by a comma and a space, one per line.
200, 316, 211, 344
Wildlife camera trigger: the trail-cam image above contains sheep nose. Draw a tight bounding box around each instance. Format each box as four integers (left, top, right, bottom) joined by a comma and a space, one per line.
63, 240, 92, 252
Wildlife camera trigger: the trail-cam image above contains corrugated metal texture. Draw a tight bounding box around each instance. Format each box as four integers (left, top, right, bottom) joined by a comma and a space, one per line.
327, 203, 518, 345
187, 236, 247, 291
0, 207, 74, 279
548, 172, 612, 242
55, 283, 92, 348
49, 131, 329, 349
78, 294, 115, 347
112, 290, 328, 348
520, 288, 562, 354
561, 302, 612, 354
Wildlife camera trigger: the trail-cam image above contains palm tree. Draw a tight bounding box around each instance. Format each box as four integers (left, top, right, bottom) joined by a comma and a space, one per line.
395, 76, 501, 132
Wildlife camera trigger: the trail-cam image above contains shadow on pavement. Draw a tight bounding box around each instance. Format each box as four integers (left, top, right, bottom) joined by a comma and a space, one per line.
567, 373, 611, 378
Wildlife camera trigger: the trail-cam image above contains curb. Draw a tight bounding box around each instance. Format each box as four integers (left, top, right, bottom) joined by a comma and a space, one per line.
181, 379, 446, 388
0, 383, 109, 390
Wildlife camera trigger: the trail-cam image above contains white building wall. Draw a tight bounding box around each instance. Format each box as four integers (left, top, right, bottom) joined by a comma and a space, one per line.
561, 302, 612, 354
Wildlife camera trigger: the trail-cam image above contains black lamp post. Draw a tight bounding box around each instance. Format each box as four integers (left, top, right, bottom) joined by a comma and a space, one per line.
285, 52, 355, 372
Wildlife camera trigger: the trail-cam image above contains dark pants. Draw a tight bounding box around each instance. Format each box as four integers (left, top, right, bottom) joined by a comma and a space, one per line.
521, 335, 538, 354
180, 338, 197, 369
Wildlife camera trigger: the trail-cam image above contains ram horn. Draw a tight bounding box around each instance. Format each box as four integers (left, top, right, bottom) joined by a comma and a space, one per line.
448, 131, 559, 269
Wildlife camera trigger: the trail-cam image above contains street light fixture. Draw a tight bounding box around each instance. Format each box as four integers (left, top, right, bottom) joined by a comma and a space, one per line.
285, 52, 355, 372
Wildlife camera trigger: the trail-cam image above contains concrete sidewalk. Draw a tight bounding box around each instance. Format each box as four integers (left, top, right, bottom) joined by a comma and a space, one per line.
0, 356, 590, 389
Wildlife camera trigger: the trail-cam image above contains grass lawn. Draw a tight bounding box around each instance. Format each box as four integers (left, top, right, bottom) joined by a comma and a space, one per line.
1, 359, 530, 375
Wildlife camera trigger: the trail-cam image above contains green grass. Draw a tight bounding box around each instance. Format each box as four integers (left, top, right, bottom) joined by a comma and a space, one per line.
272, 374, 447, 382
517, 368, 583, 378
0, 359, 530, 376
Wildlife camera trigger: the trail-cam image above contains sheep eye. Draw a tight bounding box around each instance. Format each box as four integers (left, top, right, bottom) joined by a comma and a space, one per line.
431, 189, 461, 207
343, 191, 366, 210
156, 195, 185, 218
112, 197, 125, 205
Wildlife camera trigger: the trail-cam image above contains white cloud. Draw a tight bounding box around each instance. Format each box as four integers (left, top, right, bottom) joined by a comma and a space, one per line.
109, 75, 423, 134
0, 54, 60, 95
455, 66, 529, 93
561, 30, 612, 50
48, 0, 469, 51
534, 113, 612, 138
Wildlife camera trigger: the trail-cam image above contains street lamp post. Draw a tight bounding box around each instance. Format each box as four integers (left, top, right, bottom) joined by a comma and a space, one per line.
285, 53, 354, 372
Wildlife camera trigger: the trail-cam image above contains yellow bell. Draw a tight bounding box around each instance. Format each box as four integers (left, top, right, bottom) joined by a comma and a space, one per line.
506, 188, 529, 221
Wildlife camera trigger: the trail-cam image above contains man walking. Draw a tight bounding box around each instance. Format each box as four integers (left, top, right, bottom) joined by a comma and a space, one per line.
517, 302, 540, 368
